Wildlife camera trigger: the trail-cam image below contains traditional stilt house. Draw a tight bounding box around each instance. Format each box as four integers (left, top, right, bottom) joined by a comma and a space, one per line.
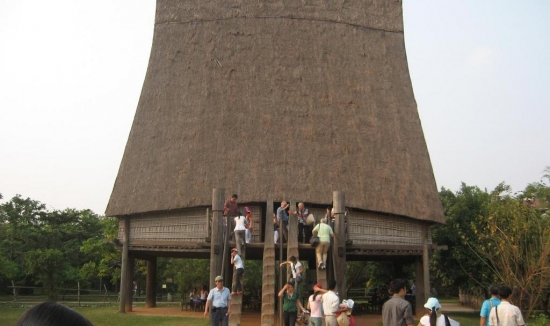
106, 0, 445, 323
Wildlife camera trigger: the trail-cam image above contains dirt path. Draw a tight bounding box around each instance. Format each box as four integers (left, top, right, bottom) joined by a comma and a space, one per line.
130, 302, 475, 325
130, 307, 383, 325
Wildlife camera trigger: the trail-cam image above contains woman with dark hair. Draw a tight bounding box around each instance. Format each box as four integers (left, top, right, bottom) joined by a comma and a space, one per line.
15, 301, 93, 326
278, 282, 306, 326
308, 283, 324, 326
417, 297, 459, 326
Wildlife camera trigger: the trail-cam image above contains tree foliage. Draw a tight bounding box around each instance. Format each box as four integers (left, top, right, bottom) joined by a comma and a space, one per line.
432, 169, 550, 314
0, 195, 118, 298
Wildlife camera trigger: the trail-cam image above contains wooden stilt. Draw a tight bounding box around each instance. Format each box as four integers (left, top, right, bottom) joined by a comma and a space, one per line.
210, 188, 225, 289
422, 224, 430, 301
125, 255, 134, 312
261, 199, 276, 326
415, 257, 425, 315
333, 191, 347, 299
119, 217, 130, 313
146, 256, 157, 308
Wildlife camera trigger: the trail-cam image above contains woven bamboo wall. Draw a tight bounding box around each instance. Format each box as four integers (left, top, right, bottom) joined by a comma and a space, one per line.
117, 208, 209, 243
348, 211, 432, 246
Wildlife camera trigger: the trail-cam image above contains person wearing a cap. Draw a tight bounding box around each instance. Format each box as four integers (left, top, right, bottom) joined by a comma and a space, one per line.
418, 297, 459, 326
204, 275, 231, 326
382, 279, 414, 326
278, 281, 306, 326
244, 206, 253, 244
308, 283, 324, 326
230, 248, 244, 295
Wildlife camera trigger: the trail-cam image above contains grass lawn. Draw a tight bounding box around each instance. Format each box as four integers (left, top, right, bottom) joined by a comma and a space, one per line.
0, 305, 209, 326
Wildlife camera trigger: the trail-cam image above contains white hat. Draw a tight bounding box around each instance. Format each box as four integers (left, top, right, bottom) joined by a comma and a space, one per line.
424, 297, 441, 310
342, 299, 355, 309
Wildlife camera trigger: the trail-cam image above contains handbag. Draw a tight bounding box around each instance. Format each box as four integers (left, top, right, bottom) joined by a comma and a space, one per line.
310, 235, 320, 247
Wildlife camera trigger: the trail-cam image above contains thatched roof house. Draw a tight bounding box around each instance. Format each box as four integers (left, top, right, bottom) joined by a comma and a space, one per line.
106, 0, 444, 224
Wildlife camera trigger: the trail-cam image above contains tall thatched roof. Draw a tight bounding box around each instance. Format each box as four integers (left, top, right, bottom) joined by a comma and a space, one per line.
106, 0, 444, 224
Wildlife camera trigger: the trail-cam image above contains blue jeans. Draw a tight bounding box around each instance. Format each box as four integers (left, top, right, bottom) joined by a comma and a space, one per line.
210, 307, 228, 326
310, 317, 323, 326
283, 311, 297, 326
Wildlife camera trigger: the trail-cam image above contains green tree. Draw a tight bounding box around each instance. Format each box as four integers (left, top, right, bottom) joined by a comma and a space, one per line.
430, 185, 493, 291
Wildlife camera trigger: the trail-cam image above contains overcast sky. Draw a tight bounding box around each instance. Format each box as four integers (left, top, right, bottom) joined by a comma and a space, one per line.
1, 1, 549, 214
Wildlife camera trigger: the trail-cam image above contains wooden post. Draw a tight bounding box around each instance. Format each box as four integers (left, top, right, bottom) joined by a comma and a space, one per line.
261, 199, 276, 326
332, 191, 347, 300
146, 256, 157, 308
119, 217, 130, 313
78, 282, 81, 307
422, 224, 430, 302
287, 200, 299, 286
210, 188, 225, 289
415, 257, 425, 316
126, 255, 134, 312
278, 202, 284, 326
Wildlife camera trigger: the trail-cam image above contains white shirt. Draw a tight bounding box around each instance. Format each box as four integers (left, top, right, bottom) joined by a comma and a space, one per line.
489, 301, 525, 326
291, 261, 302, 278
419, 314, 459, 326
233, 254, 244, 269
321, 290, 340, 316
234, 215, 247, 231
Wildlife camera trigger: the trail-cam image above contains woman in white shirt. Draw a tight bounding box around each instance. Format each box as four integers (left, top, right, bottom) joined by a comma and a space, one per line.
418, 297, 459, 326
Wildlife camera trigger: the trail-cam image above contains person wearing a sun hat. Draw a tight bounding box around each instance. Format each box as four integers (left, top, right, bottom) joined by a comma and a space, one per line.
204, 275, 231, 326
230, 248, 244, 295
418, 297, 460, 326
308, 283, 324, 326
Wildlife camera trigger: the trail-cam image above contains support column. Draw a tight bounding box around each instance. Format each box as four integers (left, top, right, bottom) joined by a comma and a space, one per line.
332, 191, 347, 300
286, 200, 299, 284
146, 256, 157, 308
125, 256, 134, 312
119, 217, 130, 313
422, 224, 430, 304
210, 188, 225, 289
261, 199, 276, 326
415, 257, 425, 316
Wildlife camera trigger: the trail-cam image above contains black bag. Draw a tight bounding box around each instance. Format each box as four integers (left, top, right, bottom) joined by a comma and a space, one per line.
310, 236, 320, 247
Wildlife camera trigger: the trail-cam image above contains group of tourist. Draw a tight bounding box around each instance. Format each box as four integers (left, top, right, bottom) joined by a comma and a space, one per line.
381, 279, 525, 326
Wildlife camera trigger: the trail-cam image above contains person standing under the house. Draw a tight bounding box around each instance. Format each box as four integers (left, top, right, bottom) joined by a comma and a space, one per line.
312, 218, 334, 269
480, 286, 501, 326
204, 275, 231, 326
293, 202, 310, 244
382, 279, 415, 326
230, 248, 244, 295
278, 281, 306, 326
224, 194, 239, 240
489, 286, 525, 326
234, 214, 247, 254
244, 206, 253, 244
276, 201, 290, 243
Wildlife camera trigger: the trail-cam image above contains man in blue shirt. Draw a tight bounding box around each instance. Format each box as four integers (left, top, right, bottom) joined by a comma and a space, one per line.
480, 286, 501, 326
204, 275, 231, 326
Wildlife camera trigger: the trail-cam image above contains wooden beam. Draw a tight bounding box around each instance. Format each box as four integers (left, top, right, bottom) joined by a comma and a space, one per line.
119, 217, 130, 313
332, 191, 347, 300
261, 199, 276, 326
422, 224, 430, 303
146, 256, 157, 308
210, 188, 225, 289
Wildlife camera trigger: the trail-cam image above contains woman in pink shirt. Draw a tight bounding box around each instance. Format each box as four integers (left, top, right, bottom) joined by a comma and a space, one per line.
308, 283, 324, 326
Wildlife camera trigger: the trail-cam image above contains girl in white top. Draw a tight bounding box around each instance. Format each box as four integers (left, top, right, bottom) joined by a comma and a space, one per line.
418, 297, 459, 326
